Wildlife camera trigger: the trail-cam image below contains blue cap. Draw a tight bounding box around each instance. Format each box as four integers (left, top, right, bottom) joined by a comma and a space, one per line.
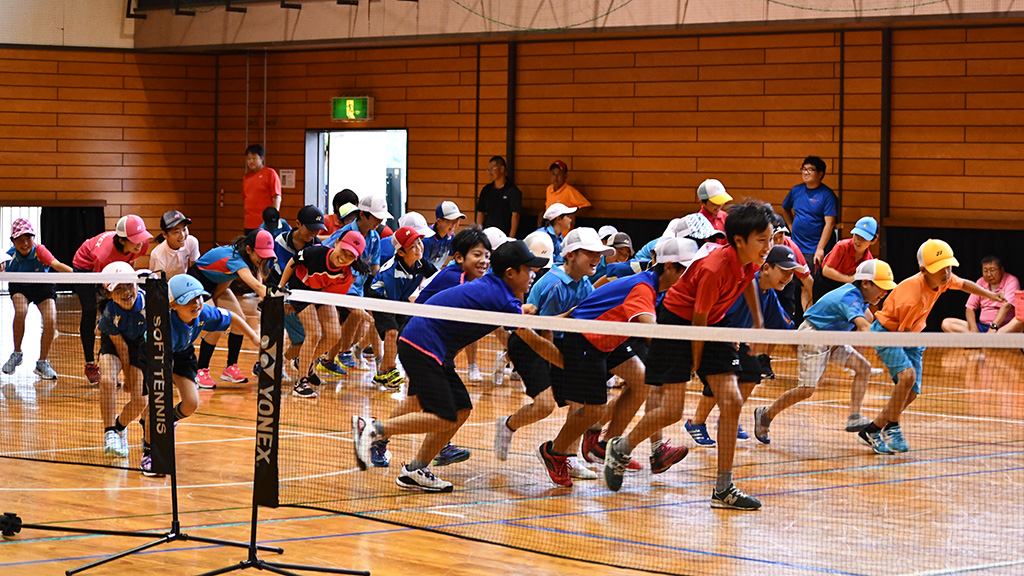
168, 274, 210, 305
851, 216, 878, 241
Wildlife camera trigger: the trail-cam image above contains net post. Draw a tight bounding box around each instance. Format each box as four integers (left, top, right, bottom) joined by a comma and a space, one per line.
145, 273, 175, 477
253, 294, 283, 508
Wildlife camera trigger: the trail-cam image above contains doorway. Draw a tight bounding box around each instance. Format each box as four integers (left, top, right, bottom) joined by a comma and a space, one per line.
305, 129, 408, 229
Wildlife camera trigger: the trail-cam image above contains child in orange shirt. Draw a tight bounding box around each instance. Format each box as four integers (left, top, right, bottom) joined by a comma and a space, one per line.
859, 239, 1005, 454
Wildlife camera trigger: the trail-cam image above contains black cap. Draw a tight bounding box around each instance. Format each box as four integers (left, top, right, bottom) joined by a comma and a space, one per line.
160, 210, 191, 231
297, 205, 326, 231
491, 239, 549, 275
765, 245, 802, 270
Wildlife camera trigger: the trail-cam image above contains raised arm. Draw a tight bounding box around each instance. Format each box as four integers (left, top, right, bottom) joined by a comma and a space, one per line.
961, 279, 1007, 303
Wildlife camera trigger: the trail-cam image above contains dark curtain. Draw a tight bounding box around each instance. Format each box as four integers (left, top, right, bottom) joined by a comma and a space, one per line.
41, 207, 105, 266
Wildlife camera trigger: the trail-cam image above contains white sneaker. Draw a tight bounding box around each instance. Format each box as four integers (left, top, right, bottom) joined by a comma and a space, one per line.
493, 350, 507, 386
567, 456, 598, 480
467, 363, 482, 383
494, 415, 515, 461
351, 416, 379, 471
104, 430, 126, 458
870, 367, 885, 377
118, 428, 129, 457
396, 465, 453, 493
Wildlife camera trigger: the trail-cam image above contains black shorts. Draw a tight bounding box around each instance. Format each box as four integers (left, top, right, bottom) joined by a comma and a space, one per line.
507, 331, 552, 399
701, 343, 762, 396
551, 332, 611, 406
337, 307, 352, 323
173, 348, 200, 382
186, 264, 219, 298
398, 340, 471, 422
99, 333, 147, 371
645, 306, 740, 386
372, 311, 408, 339
9, 282, 56, 306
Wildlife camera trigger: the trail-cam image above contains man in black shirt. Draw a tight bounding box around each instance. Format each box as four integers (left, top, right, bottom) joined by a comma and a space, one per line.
475, 155, 522, 237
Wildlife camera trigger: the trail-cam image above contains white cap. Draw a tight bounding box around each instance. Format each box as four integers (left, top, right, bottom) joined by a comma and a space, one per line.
543, 202, 578, 221
653, 237, 699, 268
561, 227, 615, 258
597, 225, 619, 240
523, 230, 555, 269
101, 261, 136, 291
682, 213, 726, 240
392, 211, 435, 249
358, 195, 393, 220
662, 218, 690, 239
483, 227, 511, 251
436, 200, 467, 221
696, 178, 732, 205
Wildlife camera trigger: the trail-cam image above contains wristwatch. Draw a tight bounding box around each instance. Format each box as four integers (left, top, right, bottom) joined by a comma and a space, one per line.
989, 323, 999, 331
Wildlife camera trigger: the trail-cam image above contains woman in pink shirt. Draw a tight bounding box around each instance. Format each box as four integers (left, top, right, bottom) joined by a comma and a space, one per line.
71, 214, 152, 384
941, 255, 1019, 333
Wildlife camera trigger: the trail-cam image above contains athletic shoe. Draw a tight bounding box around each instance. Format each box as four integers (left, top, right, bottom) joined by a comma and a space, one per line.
509, 370, 522, 382
336, 351, 356, 368
753, 407, 771, 444
252, 361, 261, 376
291, 356, 301, 372
370, 439, 391, 468
757, 353, 775, 380
684, 419, 715, 446
34, 360, 57, 380
467, 363, 483, 383
432, 443, 471, 467
104, 430, 123, 457
858, 428, 894, 455
567, 456, 598, 480
85, 362, 101, 384
2, 351, 23, 374
882, 423, 909, 453
306, 370, 322, 387
140, 454, 164, 477
711, 483, 762, 510
396, 465, 453, 493
650, 441, 689, 475
317, 357, 347, 377
736, 425, 750, 441
603, 437, 632, 492
870, 367, 885, 377
536, 441, 572, 488
581, 428, 602, 464
293, 378, 318, 398
587, 441, 642, 470
352, 416, 379, 471
196, 368, 217, 389
492, 350, 507, 385
494, 415, 514, 461
220, 364, 249, 383
846, 413, 872, 432
118, 428, 129, 456
373, 368, 404, 390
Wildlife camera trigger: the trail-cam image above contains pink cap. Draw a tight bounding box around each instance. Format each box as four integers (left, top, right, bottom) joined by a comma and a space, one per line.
115, 215, 153, 244
253, 229, 277, 259
393, 226, 423, 249
11, 218, 35, 239
336, 230, 366, 258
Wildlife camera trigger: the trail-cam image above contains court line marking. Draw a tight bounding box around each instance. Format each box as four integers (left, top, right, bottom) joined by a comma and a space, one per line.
899, 558, 1024, 576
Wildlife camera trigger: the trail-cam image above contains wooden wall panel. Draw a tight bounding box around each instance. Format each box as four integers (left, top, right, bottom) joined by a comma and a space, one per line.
0, 48, 216, 258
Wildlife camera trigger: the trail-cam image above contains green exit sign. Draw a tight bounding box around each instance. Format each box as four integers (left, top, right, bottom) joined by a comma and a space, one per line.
332, 96, 374, 122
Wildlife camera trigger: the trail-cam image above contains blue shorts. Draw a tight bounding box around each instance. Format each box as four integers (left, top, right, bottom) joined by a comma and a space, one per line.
284, 312, 305, 345
871, 320, 924, 394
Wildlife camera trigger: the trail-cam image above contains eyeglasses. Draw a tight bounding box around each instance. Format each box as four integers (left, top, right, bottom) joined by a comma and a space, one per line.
801, 166, 819, 173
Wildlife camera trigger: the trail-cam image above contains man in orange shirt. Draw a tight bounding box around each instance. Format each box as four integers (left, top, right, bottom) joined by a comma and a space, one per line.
859, 239, 1005, 455
243, 144, 282, 234
543, 160, 591, 226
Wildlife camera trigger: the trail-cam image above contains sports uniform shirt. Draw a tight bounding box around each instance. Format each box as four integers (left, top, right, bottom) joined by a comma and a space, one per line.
782, 182, 838, 255
98, 290, 147, 341
242, 167, 282, 230
699, 206, 729, 246
725, 273, 794, 330
418, 263, 468, 304
5, 244, 56, 273
149, 236, 200, 279
545, 183, 591, 210
273, 229, 319, 275
72, 231, 147, 272
634, 238, 658, 263
571, 271, 657, 352
526, 265, 594, 320
195, 245, 249, 286
258, 219, 292, 239
803, 283, 870, 332
966, 272, 1019, 326
371, 256, 437, 302
292, 245, 357, 295
823, 238, 873, 277
170, 303, 233, 354
421, 227, 454, 270
476, 181, 523, 235
603, 260, 646, 279
780, 236, 811, 278
399, 273, 523, 364
323, 214, 344, 236
662, 245, 759, 325
325, 221, 381, 296
875, 272, 965, 333
541, 225, 564, 266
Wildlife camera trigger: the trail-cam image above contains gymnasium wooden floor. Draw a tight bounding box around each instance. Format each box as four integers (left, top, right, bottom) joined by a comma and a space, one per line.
1, 293, 1023, 576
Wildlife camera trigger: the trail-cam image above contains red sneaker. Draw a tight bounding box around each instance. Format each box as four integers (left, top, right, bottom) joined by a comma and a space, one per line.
220, 364, 249, 383
84, 362, 100, 385
650, 440, 689, 475
536, 441, 572, 487
581, 428, 602, 464
196, 368, 217, 389
589, 441, 642, 471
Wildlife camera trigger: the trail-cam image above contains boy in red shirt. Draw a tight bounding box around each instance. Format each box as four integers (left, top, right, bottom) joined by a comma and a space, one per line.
817, 216, 877, 299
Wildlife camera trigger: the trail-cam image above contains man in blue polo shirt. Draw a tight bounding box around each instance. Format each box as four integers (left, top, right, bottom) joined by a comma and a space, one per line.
782, 155, 838, 270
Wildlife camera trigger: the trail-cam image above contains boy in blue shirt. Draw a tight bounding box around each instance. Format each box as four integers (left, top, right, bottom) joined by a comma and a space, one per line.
259, 206, 292, 239
782, 155, 838, 269
352, 240, 551, 493
422, 201, 466, 269
753, 259, 898, 445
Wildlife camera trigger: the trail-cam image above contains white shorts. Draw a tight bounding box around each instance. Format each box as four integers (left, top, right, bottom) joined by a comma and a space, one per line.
797, 320, 858, 388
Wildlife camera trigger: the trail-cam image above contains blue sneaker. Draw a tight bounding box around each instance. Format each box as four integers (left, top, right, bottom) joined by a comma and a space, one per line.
317, 357, 347, 377
371, 439, 391, 467
684, 419, 715, 446
882, 423, 909, 453
336, 351, 357, 369
432, 443, 470, 467
736, 425, 750, 441
858, 427, 894, 455
2, 351, 24, 375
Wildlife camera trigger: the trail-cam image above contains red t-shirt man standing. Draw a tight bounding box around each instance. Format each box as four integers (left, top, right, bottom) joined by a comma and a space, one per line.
243, 144, 282, 233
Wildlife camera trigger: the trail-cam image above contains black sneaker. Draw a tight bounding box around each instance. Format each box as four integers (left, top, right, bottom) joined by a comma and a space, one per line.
293, 378, 318, 398
758, 354, 775, 380
396, 465, 453, 493
711, 483, 762, 510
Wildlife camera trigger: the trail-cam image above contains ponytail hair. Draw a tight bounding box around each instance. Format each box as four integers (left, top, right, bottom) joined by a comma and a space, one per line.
231, 230, 260, 274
